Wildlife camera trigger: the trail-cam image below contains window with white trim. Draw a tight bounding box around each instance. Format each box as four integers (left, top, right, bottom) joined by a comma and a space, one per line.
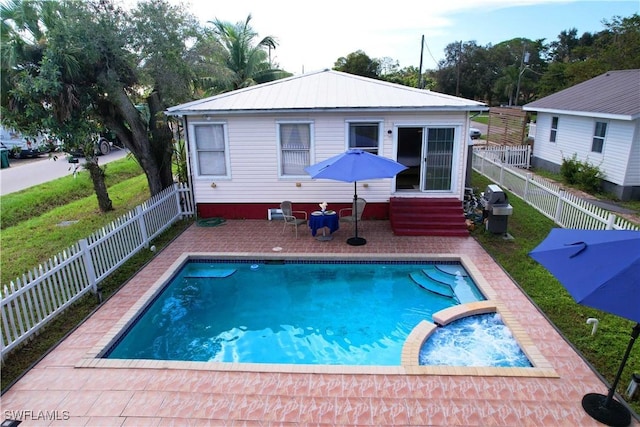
550, 116, 558, 143
279, 122, 312, 176
591, 121, 607, 153
348, 122, 380, 154
193, 123, 228, 177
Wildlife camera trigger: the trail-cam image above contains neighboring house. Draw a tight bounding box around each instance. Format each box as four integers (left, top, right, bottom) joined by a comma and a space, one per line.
166, 69, 486, 232
523, 69, 640, 201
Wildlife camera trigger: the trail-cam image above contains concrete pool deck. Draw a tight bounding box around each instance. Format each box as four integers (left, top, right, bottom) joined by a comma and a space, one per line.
2, 220, 638, 426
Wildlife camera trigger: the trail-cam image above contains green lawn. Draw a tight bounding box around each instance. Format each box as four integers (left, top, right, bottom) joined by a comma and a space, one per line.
470, 172, 638, 415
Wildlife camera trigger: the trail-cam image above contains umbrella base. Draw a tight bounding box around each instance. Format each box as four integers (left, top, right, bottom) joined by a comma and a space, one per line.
581, 393, 631, 427
347, 237, 367, 246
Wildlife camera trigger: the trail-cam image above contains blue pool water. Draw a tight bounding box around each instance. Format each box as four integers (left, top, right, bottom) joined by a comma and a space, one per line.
105, 260, 501, 365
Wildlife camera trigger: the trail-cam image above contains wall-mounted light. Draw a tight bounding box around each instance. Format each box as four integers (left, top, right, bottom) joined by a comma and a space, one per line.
210, 182, 217, 188
362, 183, 369, 188
387, 130, 392, 135
296, 182, 302, 187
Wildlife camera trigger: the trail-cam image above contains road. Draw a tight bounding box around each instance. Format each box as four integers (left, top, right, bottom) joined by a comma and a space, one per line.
0, 148, 129, 196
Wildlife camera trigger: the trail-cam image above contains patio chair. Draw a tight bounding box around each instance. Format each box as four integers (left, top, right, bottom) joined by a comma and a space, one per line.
339, 197, 366, 231
280, 200, 308, 238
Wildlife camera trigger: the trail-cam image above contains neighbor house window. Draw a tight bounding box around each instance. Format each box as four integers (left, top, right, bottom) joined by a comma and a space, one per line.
591, 121, 607, 153
550, 116, 558, 142
193, 123, 228, 177
348, 122, 381, 154
279, 122, 312, 176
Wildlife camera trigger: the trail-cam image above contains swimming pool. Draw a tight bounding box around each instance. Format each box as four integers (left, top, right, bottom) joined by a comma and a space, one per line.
102, 256, 533, 367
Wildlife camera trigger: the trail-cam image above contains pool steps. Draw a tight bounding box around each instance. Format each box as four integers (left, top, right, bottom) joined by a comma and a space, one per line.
185, 268, 237, 278
409, 271, 459, 302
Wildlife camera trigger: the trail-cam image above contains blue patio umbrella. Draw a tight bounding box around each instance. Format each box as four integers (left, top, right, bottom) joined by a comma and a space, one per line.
529, 228, 640, 427
304, 149, 407, 246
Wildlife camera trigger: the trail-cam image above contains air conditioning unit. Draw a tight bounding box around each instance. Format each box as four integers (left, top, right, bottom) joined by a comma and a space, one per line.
267, 208, 284, 220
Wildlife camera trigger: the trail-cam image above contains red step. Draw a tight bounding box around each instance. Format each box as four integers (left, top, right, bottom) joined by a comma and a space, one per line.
390, 197, 469, 237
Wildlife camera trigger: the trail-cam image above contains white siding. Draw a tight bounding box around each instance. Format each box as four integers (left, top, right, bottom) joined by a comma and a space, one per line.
623, 120, 640, 186
188, 111, 469, 205
533, 113, 637, 185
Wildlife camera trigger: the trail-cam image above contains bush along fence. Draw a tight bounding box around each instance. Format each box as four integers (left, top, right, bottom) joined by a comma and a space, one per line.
0, 183, 195, 361
472, 147, 639, 231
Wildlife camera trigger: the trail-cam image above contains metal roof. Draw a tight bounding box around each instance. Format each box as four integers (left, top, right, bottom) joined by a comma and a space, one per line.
166, 69, 487, 115
523, 69, 640, 120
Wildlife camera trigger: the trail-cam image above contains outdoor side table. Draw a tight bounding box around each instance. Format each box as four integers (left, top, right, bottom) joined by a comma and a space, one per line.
309, 210, 339, 241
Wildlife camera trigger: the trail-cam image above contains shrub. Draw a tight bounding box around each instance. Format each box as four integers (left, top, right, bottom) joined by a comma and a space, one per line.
560, 153, 581, 185
560, 153, 603, 193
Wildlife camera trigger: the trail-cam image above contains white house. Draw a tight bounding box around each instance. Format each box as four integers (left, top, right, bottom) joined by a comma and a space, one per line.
523, 69, 640, 200
166, 70, 487, 235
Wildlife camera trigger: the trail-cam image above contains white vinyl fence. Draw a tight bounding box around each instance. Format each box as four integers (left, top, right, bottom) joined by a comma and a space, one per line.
1, 183, 195, 361
472, 148, 639, 231
472, 144, 532, 169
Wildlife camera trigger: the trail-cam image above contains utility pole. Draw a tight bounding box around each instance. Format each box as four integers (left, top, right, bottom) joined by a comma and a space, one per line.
455, 41, 462, 96
515, 48, 530, 106
418, 35, 424, 89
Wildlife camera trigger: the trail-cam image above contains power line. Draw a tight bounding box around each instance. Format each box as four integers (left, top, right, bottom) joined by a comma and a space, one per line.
422, 37, 439, 69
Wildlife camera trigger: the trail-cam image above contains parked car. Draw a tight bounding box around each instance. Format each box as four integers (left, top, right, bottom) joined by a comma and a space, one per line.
469, 127, 482, 140
0, 126, 46, 158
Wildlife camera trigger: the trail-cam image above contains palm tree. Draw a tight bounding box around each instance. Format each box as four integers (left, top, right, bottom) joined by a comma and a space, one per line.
207, 14, 290, 92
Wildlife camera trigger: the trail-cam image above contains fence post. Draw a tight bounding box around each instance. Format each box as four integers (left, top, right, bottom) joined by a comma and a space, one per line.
137, 205, 149, 248
173, 183, 182, 219
526, 145, 532, 169
524, 173, 532, 201
554, 190, 565, 226
606, 213, 616, 230
78, 239, 100, 302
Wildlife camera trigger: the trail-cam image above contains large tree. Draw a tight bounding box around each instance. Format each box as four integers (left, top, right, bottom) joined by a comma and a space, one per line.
1, 0, 207, 204
333, 50, 381, 78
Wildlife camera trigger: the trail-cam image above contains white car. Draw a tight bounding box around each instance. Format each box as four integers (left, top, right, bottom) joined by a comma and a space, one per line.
469, 127, 482, 140
0, 126, 46, 158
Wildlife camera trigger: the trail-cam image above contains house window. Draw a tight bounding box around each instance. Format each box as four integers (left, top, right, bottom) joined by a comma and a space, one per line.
279, 122, 312, 176
591, 121, 607, 153
348, 122, 380, 154
193, 123, 228, 177
550, 116, 558, 143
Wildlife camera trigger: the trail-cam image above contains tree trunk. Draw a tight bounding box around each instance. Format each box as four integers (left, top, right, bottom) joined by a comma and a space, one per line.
97, 72, 174, 197
85, 157, 113, 212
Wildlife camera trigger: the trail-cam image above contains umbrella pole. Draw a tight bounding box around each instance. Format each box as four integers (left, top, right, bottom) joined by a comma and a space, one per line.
581, 322, 639, 427
347, 181, 366, 246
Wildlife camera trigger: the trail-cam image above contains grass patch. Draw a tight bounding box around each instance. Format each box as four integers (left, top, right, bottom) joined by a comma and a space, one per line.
470, 172, 639, 414
1, 176, 150, 284
1, 156, 145, 229
472, 114, 489, 125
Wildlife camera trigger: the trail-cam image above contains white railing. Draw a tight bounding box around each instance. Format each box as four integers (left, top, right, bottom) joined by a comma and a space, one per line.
1, 183, 195, 360
472, 149, 639, 231
472, 144, 532, 168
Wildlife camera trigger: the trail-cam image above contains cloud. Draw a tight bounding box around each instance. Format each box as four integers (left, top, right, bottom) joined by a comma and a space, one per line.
177, 0, 579, 73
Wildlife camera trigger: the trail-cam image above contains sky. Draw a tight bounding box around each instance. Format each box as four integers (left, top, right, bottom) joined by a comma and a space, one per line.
178, 0, 638, 74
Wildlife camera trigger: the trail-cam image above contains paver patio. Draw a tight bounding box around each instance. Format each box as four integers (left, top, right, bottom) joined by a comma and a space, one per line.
2, 219, 638, 426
